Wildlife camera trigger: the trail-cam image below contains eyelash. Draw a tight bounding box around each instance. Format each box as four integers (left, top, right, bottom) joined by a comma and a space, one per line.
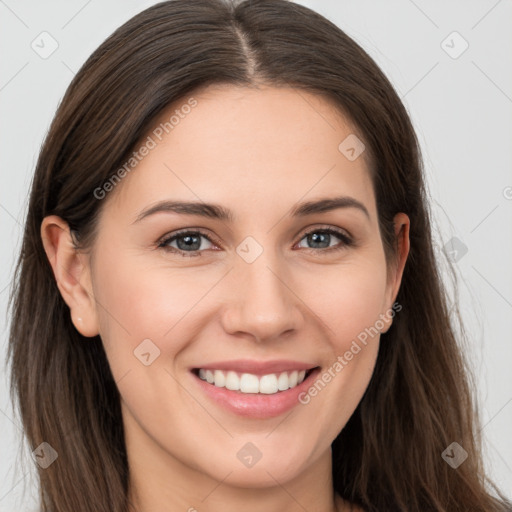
156, 226, 354, 258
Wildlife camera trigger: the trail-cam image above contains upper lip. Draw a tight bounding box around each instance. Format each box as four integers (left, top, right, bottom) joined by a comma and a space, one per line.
192, 359, 319, 376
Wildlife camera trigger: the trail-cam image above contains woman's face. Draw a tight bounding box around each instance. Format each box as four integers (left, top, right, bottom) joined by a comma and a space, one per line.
61, 85, 408, 494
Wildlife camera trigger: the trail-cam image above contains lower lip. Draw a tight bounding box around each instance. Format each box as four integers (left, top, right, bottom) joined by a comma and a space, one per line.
191, 368, 321, 419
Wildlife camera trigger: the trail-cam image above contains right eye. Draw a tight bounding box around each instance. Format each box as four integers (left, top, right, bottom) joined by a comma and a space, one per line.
157, 229, 219, 257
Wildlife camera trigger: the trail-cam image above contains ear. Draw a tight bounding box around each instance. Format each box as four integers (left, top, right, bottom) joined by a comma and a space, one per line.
40, 215, 100, 337
380, 212, 410, 334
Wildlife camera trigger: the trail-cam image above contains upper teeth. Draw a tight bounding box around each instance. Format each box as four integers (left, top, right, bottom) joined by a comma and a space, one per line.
198, 369, 307, 394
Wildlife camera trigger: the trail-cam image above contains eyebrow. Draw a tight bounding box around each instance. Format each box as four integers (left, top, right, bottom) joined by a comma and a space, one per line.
133, 195, 370, 224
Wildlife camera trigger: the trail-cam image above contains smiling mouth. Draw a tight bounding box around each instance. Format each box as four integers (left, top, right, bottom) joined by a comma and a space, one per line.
191, 367, 319, 395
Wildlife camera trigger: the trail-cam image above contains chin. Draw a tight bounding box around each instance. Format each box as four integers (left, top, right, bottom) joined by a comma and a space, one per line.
191, 436, 321, 488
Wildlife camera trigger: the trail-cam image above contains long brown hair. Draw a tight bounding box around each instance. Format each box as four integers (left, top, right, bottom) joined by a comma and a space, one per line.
6, 0, 511, 510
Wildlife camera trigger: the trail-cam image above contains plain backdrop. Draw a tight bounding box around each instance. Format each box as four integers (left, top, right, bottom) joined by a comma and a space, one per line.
0, 0, 511, 510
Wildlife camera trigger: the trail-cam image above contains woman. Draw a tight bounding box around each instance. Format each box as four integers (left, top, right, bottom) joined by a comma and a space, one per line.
7, 0, 511, 511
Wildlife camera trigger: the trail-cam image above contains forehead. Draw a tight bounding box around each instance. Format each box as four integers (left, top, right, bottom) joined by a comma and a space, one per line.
104, 84, 376, 222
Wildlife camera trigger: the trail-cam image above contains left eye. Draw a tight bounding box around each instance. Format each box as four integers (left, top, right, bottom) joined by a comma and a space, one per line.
157, 227, 353, 257
296, 228, 353, 251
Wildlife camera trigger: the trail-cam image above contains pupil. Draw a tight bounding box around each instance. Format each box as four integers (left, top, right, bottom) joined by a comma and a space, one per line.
178, 234, 200, 251
309, 232, 329, 249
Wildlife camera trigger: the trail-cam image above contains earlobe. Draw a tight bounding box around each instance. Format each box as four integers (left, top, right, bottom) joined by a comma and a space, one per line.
40, 215, 100, 337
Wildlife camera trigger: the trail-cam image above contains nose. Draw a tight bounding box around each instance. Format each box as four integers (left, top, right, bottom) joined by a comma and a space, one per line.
220, 252, 305, 344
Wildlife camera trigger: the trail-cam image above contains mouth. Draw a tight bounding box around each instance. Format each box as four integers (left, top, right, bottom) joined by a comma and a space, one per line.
191, 367, 318, 395
189, 364, 322, 419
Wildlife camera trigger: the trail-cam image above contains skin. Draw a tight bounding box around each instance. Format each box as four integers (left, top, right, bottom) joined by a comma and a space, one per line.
42, 84, 410, 512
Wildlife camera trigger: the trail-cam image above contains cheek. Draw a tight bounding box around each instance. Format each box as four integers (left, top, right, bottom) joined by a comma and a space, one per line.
93, 250, 213, 344
306, 257, 389, 352
298, 263, 385, 445
295, 253, 387, 420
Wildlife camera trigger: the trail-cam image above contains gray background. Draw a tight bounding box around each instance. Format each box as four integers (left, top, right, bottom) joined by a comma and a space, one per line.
1, 0, 511, 509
